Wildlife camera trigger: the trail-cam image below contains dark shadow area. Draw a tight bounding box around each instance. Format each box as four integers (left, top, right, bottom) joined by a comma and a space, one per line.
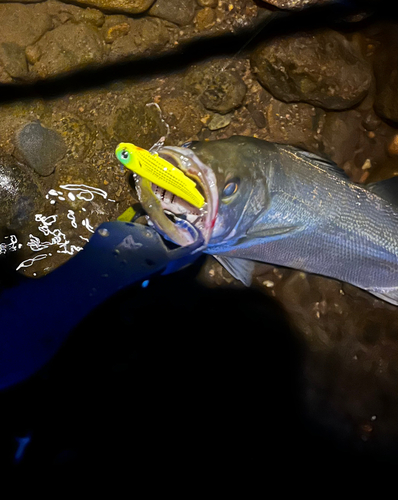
0, 258, 298, 475
0, 238, 24, 289
0, 257, 397, 480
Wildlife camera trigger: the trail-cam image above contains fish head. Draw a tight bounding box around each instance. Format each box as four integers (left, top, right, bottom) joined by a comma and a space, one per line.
189, 137, 269, 245
129, 136, 269, 248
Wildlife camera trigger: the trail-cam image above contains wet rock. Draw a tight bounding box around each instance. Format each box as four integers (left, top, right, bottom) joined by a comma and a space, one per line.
46, 2, 105, 28
27, 23, 104, 79
265, 97, 325, 149
0, 154, 43, 229
374, 28, 398, 124
195, 7, 216, 30
207, 112, 233, 131
111, 101, 167, 150
149, 0, 196, 26
362, 113, 381, 132
0, 0, 264, 84
321, 110, 362, 166
108, 17, 169, 60
0, 43, 28, 81
251, 30, 372, 110
197, 0, 217, 6
105, 23, 130, 43
103, 17, 130, 43
260, 0, 329, 8
387, 135, 398, 157
50, 111, 96, 162
247, 102, 266, 129
320, 108, 392, 182
160, 94, 204, 141
15, 121, 67, 177
61, 0, 155, 15
184, 62, 247, 114
0, 3, 52, 47
261, 0, 375, 24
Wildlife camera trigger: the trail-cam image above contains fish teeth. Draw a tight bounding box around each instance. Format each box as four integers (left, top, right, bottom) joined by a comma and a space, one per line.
152, 182, 204, 231
163, 190, 174, 204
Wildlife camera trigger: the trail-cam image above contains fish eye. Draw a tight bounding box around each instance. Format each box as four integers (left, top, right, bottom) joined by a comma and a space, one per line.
121, 150, 129, 160
222, 179, 239, 199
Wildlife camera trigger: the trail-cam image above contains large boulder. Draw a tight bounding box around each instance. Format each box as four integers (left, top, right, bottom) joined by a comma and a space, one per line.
251, 30, 372, 110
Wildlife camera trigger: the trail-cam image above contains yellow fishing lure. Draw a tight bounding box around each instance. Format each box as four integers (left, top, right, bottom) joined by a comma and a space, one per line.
115, 142, 205, 209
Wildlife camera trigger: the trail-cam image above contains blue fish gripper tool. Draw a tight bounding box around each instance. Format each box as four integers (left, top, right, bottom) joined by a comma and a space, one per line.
0, 221, 204, 390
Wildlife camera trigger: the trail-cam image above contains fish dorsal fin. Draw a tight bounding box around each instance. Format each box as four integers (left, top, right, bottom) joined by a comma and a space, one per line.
366, 177, 398, 207
281, 146, 350, 181
213, 255, 255, 286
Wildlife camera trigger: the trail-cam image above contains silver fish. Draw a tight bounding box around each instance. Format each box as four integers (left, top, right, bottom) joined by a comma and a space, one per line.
136, 136, 398, 306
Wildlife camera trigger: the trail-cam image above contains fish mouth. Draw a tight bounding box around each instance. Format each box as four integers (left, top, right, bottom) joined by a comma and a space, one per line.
134, 146, 218, 247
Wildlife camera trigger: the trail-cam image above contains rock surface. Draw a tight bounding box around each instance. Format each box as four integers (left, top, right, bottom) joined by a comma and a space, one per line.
0, 0, 268, 84
207, 112, 233, 130
251, 30, 372, 110
194, 6, 216, 30
263, 93, 326, 148
149, 0, 196, 26
0, 154, 43, 229
184, 61, 247, 114
27, 23, 105, 79
373, 27, 398, 124
197, 0, 218, 6
62, 0, 155, 14
260, 0, 330, 8
15, 121, 67, 176
106, 17, 170, 61
0, 3, 53, 47
0, 43, 28, 81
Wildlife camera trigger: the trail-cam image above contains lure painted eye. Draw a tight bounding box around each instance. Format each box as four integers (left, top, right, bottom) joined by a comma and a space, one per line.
222, 180, 239, 198
121, 150, 129, 160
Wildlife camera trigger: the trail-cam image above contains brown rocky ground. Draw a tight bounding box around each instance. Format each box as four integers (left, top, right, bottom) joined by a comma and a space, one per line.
0, 0, 267, 84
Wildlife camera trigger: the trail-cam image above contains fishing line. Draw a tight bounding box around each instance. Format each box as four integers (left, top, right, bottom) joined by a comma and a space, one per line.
219, 11, 277, 73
